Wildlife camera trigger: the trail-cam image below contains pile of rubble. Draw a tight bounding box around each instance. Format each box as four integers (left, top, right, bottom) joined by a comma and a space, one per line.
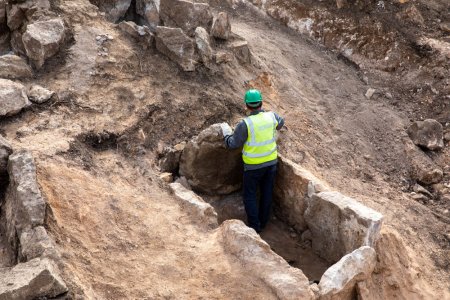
0, 0, 66, 69
404, 119, 449, 204
0, 0, 63, 117
101, 0, 252, 71
0, 138, 67, 299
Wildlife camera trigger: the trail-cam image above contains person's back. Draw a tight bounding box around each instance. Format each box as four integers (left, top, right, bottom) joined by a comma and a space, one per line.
223, 89, 284, 232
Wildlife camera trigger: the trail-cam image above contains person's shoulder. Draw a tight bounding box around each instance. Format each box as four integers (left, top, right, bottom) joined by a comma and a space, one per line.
237, 119, 248, 128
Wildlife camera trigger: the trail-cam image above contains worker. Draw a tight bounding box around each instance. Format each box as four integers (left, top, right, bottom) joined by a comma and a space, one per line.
222, 89, 284, 233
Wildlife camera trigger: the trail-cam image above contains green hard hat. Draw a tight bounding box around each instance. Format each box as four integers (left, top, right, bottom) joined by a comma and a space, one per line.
244, 89, 263, 107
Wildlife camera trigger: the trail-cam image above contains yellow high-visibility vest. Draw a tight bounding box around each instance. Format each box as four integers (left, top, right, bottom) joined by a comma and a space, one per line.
242, 111, 278, 165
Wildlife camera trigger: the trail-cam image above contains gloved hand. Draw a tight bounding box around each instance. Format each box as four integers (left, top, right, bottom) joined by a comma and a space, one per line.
220, 123, 232, 137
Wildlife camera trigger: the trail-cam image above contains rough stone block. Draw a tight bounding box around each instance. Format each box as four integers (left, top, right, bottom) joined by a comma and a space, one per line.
136, 0, 160, 30
155, 26, 196, 72
404, 139, 443, 185
274, 155, 328, 231
179, 123, 243, 195
169, 182, 218, 229
3, 150, 46, 253
160, 0, 213, 36
0, 79, 31, 117
319, 246, 376, 300
304, 191, 383, 263
27, 85, 54, 104
215, 50, 233, 64
0, 258, 67, 299
118, 21, 154, 48
220, 220, 315, 300
19, 226, 58, 262
22, 18, 66, 69
194, 27, 213, 68
407, 119, 444, 151
0, 55, 33, 80
211, 12, 231, 40
226, 37, 251, 64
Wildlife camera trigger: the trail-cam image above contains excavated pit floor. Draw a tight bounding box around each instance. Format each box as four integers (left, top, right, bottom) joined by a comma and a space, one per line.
205, 192, 331, 282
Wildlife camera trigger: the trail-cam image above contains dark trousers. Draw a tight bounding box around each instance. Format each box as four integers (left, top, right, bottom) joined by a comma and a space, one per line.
243, 164, 277, 232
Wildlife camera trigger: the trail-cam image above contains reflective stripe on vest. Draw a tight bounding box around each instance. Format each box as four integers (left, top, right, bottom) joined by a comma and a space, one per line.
242, 112, 278, 164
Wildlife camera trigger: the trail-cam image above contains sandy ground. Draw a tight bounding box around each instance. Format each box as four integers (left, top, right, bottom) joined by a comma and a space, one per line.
0, 0, 448, 297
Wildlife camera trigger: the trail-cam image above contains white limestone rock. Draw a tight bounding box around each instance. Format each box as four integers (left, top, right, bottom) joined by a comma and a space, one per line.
319, 246, 377, 300
305, 191, 383, 262
0, 55, 33, 79
274, 155, 328, 231
0, 258, 67, 299
0, 79, 31, 117
220, 220, 315, 300
169, 182, 218, 229
22, 18, 66, 69
194, 27, 213, 68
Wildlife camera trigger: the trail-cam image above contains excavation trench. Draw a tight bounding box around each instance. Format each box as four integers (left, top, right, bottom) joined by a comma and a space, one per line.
203, 192, 331, 282
168, 122, 383, 290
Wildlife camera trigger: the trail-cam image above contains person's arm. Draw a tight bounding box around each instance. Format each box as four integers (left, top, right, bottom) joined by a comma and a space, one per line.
273, 112, 284, 130
224, 121, 248, 149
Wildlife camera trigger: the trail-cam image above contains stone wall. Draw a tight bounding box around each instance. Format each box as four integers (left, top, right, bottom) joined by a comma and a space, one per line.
0, 145, 67, 299
274, 155, 328, 231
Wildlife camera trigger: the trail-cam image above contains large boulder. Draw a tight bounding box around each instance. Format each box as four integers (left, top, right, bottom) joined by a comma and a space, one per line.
3, 151, 46, 254
155, 26, 196, 71
274, 155, 328, 232
404, 139, 443, 185
0, 257, 67, 299
160, 0, 213, 36
319, 246, 377, 300
22, 18, 65, 69
179, 123, 243, 195
220, 220, 315, 300
92, 0, 131, 23
304, 191, 383, 263
19, 226, 58, 261
211, 12, 231, 40
407, 119, 444, 151
136, 0, 160, 29
194, 27, 213, 68
0, 79, 31, 117
169, 182, 218, 229
0, 55, 33, 79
